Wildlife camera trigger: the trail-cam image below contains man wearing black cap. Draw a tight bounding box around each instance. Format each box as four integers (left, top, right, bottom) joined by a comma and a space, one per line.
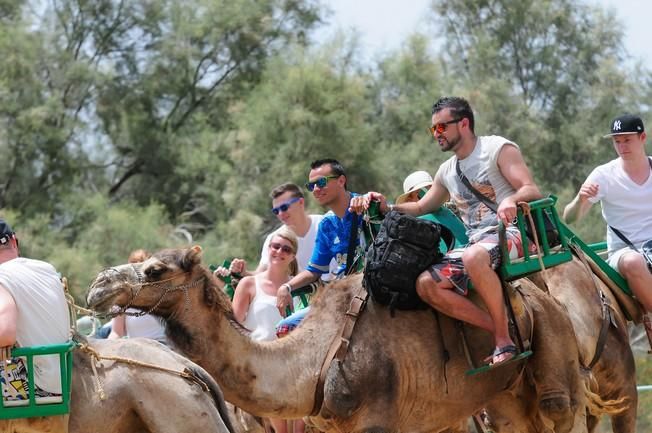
564, 114, 652, 312
0, 218, 70, 402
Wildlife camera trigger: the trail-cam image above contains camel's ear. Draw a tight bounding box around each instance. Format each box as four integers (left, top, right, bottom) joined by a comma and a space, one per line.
181, 245, 203, 270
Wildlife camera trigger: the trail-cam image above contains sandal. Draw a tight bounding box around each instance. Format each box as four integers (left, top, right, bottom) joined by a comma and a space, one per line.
483, 344, 517, 367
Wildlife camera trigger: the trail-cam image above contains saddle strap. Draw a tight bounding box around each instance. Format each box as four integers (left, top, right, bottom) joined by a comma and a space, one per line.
311, 284, 369, 416
569, 242, 615, 369
588, 291, 613, 369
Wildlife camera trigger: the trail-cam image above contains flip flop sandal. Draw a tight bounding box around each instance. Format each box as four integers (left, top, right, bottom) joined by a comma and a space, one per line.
483, 344, 517, 366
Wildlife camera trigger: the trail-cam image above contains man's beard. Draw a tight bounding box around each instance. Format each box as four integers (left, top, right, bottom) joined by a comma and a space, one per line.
439, 134, 460, 152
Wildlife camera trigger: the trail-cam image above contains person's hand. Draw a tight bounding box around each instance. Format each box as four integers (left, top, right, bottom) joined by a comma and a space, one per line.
276, 284, 293, 313
212, 266, 230, 279
496, 197, 517, 225
349, 192, 388, 214
229, 258, 246, 276
578, 182, 599, 203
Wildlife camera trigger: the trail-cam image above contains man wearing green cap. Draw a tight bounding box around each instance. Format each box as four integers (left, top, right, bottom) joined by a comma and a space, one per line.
564, 114, 652, 312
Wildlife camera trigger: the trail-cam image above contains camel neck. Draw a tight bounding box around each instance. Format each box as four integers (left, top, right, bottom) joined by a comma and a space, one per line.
171, 286, 335, 418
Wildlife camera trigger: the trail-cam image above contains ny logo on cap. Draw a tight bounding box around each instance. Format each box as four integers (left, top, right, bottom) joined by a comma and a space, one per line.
613, 120, 622, 131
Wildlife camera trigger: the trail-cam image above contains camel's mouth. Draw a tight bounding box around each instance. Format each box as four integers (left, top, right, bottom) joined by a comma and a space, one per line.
86, 285, 122, 313
86, 268, 135, 313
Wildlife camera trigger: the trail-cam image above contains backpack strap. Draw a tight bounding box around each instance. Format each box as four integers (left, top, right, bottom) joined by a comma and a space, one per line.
345, 211, 360, 275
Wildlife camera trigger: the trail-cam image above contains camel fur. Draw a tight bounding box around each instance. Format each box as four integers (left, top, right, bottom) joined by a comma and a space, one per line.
86, 246, 609, 433
1, 336, 234, 433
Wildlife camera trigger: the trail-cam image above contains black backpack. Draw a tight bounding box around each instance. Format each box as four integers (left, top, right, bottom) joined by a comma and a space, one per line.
364, 211, 452, 312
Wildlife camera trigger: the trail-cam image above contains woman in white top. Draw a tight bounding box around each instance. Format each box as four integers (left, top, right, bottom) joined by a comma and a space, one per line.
231, 227, 298, 433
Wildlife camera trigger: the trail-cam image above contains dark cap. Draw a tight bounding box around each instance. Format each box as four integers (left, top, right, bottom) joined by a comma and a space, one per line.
603, 114, 645, 138
0, 219, 15, 246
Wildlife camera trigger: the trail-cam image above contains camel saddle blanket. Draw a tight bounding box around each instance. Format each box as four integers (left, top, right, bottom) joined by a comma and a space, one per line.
364, 211, 447, 311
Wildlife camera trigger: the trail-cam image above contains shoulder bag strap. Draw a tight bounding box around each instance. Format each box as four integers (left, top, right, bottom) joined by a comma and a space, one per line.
345, 212, 359, 274
608, 157, 652, 251
455, 159, 498, 213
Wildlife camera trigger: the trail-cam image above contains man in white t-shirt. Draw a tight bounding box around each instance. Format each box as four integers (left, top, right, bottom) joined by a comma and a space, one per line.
352, 96, 542, 367
222, 182, 335, 279
0, 218, 70, 399
564, 113, 652, 312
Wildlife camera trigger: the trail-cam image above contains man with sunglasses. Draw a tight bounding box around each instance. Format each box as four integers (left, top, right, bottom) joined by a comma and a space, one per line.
352, 96, 542, 368
0, 218, 70, 403
275, 159, 365, 326
225, 183, 332, 278
564, 114, 652, 312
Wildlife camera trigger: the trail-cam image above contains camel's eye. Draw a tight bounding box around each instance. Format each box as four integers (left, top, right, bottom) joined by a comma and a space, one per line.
144, 265, 166, 278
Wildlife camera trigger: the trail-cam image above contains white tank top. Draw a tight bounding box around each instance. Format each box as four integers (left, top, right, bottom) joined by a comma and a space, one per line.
243, 276, 283, 342
125, 309, 167, 344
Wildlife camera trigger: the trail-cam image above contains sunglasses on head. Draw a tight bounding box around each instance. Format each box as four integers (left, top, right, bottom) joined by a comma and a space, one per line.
271, 197, 301, 215
427, 118, 462, 138
305, 175, 339, 192
269, 242, 294, 254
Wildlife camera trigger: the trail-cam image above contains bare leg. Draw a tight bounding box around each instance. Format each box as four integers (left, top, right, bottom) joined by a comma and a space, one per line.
415, 271, 494, 333
461, 245, 514, 354
619, 251, 652, 312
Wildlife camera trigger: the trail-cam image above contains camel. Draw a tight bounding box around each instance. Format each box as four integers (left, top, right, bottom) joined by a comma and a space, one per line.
528, 257, 636, 433
1, 336, 234, 433
85, 246, 607, 433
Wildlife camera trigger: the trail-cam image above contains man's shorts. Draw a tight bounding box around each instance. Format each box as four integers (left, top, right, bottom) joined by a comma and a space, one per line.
608, 246, 642, 272
429, 227, 529, 296
276, 307, 310, 337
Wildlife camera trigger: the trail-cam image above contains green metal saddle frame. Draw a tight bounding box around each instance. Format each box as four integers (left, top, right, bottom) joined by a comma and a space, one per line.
0, 341, 75, 420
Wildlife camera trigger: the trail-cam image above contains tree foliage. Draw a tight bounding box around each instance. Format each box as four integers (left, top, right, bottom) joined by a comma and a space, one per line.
1, 0, 650, 298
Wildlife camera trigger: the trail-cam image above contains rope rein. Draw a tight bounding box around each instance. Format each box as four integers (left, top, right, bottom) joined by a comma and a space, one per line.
76, 342, 209, 400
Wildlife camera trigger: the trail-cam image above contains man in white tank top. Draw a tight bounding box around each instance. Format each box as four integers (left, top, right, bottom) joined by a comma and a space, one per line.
564, 114, 652, 312
352, 96, 542, 367
0, 218, 70, 401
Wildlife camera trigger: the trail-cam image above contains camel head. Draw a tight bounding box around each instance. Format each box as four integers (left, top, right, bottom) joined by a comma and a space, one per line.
87, 245, 206, 316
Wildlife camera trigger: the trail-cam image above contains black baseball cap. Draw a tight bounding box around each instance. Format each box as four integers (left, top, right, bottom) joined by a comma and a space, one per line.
0, 218, 15, 246
603, 114, 645, 138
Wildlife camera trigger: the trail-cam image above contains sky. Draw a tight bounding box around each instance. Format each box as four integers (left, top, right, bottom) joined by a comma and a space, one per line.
318, 0, 652, 68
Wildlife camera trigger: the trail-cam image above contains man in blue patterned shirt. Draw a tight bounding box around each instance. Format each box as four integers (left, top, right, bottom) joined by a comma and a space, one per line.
275, 158, 364, 334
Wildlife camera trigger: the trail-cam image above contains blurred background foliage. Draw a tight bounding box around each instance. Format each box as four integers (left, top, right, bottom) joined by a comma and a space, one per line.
0, 0, 650, 300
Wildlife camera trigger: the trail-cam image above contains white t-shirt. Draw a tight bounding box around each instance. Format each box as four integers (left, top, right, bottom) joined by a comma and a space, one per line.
435, 135, 517, 237
259, 215, 336, 279
243, 276, 283, 342
0, 258, 70, 393
586, 157, 652, 255
124, 309, 167, 344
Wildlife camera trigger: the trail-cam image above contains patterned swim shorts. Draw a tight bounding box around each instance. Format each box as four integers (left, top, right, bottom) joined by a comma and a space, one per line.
429, 227, 531, 295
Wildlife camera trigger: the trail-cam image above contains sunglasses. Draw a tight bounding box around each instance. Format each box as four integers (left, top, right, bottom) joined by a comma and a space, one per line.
269, 242, 294, 254
271, 197, 301, 215
427, 118, 462, 138
305, 175, 339, 192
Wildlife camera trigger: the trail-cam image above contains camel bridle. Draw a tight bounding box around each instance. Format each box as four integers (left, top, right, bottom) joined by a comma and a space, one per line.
101, 264, 205, 318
